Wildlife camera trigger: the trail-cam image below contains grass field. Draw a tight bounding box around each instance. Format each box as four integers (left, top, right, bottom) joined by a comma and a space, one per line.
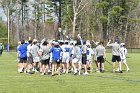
0, 52, 140, 93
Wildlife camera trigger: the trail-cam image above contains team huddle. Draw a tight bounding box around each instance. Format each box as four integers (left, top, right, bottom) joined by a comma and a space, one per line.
17, 38, 130, 76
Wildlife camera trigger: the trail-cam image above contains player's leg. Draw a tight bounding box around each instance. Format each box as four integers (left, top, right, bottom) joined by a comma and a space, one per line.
57, 62, 61, 76
112, 55, 116, 72
82, 54, 88, 74
122, 59, 130, 71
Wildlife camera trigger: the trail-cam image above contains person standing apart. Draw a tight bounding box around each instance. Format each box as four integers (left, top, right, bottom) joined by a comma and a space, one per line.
120, 43, 130, 72
107, 39, 123, 73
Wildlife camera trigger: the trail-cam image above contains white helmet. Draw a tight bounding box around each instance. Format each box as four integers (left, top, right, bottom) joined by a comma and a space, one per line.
95, 42, 99, 45
33, 39, 38, 42
120, 43, 125, 46
86, 40, 91, 45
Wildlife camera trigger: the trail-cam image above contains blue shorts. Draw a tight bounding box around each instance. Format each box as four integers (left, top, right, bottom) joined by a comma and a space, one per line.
52, 57, 61, 64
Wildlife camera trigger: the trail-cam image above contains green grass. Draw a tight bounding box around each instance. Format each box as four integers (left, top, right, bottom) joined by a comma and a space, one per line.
0, 52, 140, 93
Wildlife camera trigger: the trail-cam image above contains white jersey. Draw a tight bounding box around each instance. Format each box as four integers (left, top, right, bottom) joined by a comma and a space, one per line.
27, 44, 32, 57
61, 44, 70, 56
86, 47, 94, 62
87, 47, 94, 56
120, 47, 127, 60
61, 44, 71, 63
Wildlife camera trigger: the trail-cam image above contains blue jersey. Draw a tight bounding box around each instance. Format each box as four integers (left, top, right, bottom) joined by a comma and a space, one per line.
18, 43, 28, 58
50, 46, 62, 59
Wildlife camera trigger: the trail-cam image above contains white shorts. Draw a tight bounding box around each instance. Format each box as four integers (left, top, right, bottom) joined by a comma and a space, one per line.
33, 57, 40, 63
62, 55, 70, 63
87, 55, 92, 63
121, 59, 126, 63
72, 58, 81, 64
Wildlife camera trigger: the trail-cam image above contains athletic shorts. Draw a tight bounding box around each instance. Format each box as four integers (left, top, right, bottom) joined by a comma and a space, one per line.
112, 55, 121, 62
27, 57, 33, 64
19, 57, 27, 63
52, 57, 61, 64
62, 55, 70, 63
82, 53, 87, 64
87, 55, 92, 63
33, 57, 40, 63
41, 59, 50, 65
72, 58, 82, 64
97, 56, 104, 63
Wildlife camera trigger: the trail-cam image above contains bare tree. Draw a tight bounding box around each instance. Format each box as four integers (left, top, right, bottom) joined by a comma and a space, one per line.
68, 0, 89, 38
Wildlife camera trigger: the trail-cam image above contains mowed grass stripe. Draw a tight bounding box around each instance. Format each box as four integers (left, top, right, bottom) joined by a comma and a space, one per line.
0, 52, 140, 93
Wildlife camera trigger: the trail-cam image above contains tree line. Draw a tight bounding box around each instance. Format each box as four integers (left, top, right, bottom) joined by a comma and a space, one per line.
0, 0, 140, 48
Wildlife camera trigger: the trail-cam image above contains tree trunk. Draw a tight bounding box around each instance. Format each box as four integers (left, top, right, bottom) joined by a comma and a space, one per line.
72, 13, 76, 39
16, 1, 20, 42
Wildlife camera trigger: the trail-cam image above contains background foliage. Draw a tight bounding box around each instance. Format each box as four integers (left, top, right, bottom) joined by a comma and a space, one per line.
0, 0, 140, 48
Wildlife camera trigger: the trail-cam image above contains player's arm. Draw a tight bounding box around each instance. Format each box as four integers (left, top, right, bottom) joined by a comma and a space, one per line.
94, 49, 97, 61
103, 48, 106, 59
17, 47, 21, 58
106, 40, 112, 47
17, 51, 20, 58
91, 40, 96, 45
